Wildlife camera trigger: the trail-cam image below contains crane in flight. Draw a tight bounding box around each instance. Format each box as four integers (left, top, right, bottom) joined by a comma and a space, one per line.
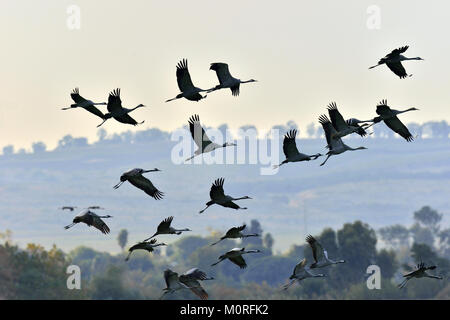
318, 115, 367, 166
113, 168, 164, 200
64, 209, 112, 234
185, 114, 236, 161
274, 129, 322, 168
97, 88, 146, 127
160, 269, 191, 300
211, 247, 261, 269
364, 99, 418, 141
61, 88, 106, 120
306, 235, 345, 268
143, 216, 191, 241
60, 206, 77, 212
327, 102, 369, 138
369, 46, 423, 79
282, 258, 325, 290
210, 224, 259, 246
398, 261, 442, 289
199, 178, 251, 214
207, 63, 257, 96
125, 239, 166, 261
179, 268, 214, 300
166, 59, 210, 102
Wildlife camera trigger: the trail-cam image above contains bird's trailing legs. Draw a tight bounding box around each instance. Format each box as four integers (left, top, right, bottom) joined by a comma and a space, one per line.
211, 258, 225, 267
64, 223, 76, 230
320, 154, 332, 166
199, 204, 212, 214
113, 181, 125, 189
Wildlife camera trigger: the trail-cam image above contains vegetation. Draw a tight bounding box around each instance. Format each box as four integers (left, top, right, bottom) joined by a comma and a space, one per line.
0, 206, 448, 300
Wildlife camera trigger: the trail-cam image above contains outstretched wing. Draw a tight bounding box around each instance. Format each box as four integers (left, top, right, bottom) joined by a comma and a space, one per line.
327, 102, 348, 132
230, 83, 240, 97
346, 118, 367, 137
210, 63, 233, 85
386, 61, 408, 79
107, 88, 123, 113
128, 175, 164, 200
178, 277, 208, 300
385, 46, 409, 59
210, 178, 226, 201
282, 129, 300, 158
376, 99, 391, 116
188, 114, 213, 149
293, 258, 307, 276
164, 270, 180, 289
384, 116, 414, 142
92, 216, 110, 234
226, 224, 246, 236
158, 216, 174, 232
182, 268, 211, 280
70, 88, 86, 104
176, 59, 196, 92
306, 235, 325, 263
318, 114, 343, 150
229, 255, 247, 269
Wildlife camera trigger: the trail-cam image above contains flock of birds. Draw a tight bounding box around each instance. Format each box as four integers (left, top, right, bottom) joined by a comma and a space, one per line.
59, 46, 442, 299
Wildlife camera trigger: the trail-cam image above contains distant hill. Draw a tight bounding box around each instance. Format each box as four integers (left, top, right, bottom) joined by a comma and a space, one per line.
0, 126, 449, 254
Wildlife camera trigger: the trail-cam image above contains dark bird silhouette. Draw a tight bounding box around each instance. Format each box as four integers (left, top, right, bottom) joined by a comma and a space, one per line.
369, 46, 423, 79
125, 238, 166, 261
207, 63, 257, 96
306, 235, 345, 268
327, 102, 368, 138
211, 247, 261, 269
210, 224, 259, 246
166, 59, 210, 102
398, 261, 442, 289
60, 206, 77, 212
199, 178, 251, 214
368, 99, 418, 141
274, 129, 322, 168
113, 168, 164, 200
282, 258, 325, 290
64, 209, 112, 234
61, 88, 106, 119
97, 88, 145, 127
179, 268, 214, 300
143, 216, 191, 241
318, 115, 367, 166
186, 114, 236, 161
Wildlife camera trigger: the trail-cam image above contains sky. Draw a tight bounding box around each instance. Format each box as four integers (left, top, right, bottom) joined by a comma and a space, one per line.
1, 0, 450, 151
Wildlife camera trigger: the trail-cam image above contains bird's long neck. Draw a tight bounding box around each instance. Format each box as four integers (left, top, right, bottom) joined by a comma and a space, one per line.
241, 79, 254, 83
405, 57, 422, 61
242, 233, 258, 238
398, 107, 417, 114
175, 228, 190, 232
233, 196, 248, 200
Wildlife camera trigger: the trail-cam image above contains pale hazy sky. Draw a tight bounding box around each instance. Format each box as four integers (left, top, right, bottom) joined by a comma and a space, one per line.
1, 0, 450, 150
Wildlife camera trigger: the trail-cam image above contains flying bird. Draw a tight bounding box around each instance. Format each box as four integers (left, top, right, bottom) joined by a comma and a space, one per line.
143, 216, 191, 241
160, 269, 191, 300
318, 115, 367, 166
398, 262, 442, 289
86, 206, 105, 210
282, 258, 325, 290
166, 59, 210, 102
60, 206, 77, 212
306, 235, 345, 268
327, 102, 368, 138
179, 268, 214, 300
207, 63, 257, 96
199, 178, 251, 214
369, 46, 423, 79
97, 88, 146, 127
113, 168, 164, 200
211, 247, 261, 269
186, 114, 236, 161
365, 99, 418, 141
210, 224, 259, 246
274, 129, 322, 168
125, 239, 166, 261
64, 209, 112, 234
61, 88, 106, 120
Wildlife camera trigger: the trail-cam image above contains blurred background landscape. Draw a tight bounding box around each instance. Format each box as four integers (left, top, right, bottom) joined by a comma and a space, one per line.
0, 121, 449, 299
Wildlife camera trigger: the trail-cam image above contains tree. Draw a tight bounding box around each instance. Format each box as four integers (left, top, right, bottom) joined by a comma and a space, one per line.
2, 145, 14, 156
263, 233, 274, 253
32, 142, 47, 154
117, 229, 128, 251
379, 224, 410, 249
413, 206, 442, 234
